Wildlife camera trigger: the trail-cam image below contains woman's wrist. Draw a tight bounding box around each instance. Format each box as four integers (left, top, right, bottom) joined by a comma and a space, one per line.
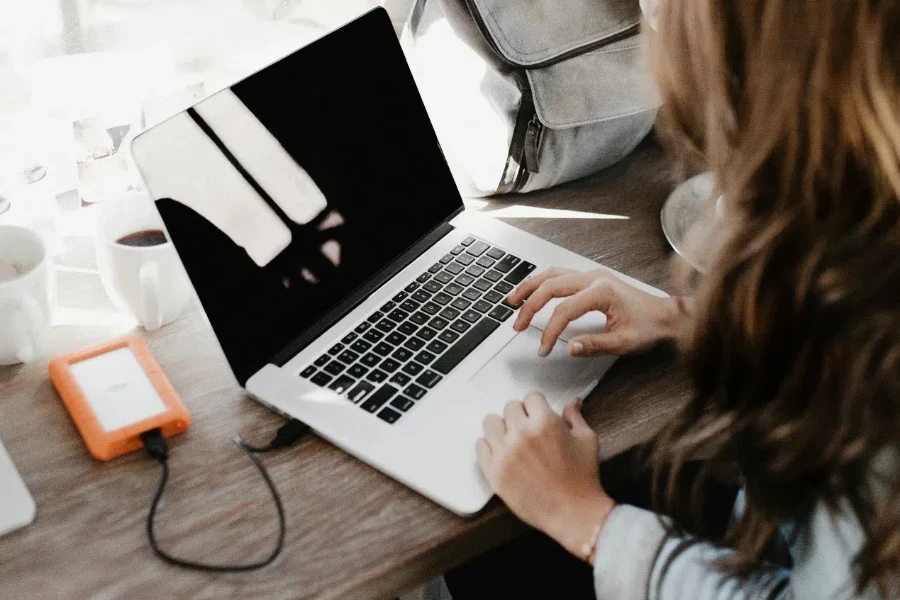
544, 493, 617, 563
654, 296, 687, 343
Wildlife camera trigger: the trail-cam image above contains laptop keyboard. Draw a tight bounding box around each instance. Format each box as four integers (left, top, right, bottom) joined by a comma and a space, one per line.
298, 235, 536, 424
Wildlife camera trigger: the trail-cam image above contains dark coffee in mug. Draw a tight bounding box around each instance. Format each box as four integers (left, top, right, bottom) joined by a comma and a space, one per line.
116, 229, 168, 247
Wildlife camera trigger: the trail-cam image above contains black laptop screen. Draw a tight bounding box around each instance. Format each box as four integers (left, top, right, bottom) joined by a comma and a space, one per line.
136, 10, 463, 385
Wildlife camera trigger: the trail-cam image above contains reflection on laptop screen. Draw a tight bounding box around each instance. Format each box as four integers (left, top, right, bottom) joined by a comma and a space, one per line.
133, 10, 463, 385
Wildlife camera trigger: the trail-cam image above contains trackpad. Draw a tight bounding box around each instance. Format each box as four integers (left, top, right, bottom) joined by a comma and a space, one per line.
469, 327, 617, 413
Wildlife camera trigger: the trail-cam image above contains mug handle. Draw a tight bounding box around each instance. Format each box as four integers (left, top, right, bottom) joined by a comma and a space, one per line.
139, 262, 163, 332
12, 297, 45, 364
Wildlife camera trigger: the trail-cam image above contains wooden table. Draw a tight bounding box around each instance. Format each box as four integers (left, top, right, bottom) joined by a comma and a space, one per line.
0, 139, 689, 600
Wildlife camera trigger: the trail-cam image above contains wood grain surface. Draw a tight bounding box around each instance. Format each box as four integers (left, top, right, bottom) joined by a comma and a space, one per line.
0, 139, 688, 600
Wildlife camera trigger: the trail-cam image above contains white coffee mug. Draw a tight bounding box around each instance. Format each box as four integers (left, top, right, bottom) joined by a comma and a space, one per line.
95, 200, 192, 331
0, 225, 52, 365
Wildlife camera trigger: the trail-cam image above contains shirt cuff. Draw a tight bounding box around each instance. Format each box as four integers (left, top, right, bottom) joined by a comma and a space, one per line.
593, 505, 669, 600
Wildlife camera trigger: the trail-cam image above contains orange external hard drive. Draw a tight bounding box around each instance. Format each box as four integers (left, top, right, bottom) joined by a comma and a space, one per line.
48, 335, 190, 461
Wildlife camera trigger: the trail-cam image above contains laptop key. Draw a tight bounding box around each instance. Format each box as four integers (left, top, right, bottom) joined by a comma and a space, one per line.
416, 370, 443, 388
476, 256, 496, 268
367, 369, 388, 383
375, 319, 397, 333
405, 384, 427, 400
444, 262, 464, 275
433, 318, 501, 375
400, 299, 420, 312
461, 236, 476, 246
416, 327, 437, 341
440, 307, 461, 321
438, 330, 460, 344
360, 384, 398, 413
488, 305, 514, 322
462, 310, 482, 323
377, 408, 402, 424
417, 273, 431, 284
466, 240, 489, 257
473, 300, 493, 313
388, 309, 409, 322
361, 353, 381, 367
473, 278, 493, 292
363, 330, 384, 343
440, 253, 454, 264
410, 312, 429, 325
390, 372, 411, 387
444, 283, 464, 296
504, 261, 536, 285
423, 280, 443, 294
314, 354, 330, 367
324, 361, 346, 375
428, 317, 449, 330
393, 291, 409, 302
465, 265, 485, 278
390, 397, 415, 412
456, 274, 475, 286
487, 247, 505, 260
428, 263, 443, 274
351, 341, 372, 355
415, 350, 437, 365
380, 358, 401, 373
367, 312, 384, 324
455, 253, 475, 266
311, 372, 333, 387
412, 290, 431, 303
483, 290, 504, 304
462, 289, 481, 301
355, 321, 371, 333
421, 302, 440, 315
402, 361, 424, 376
433, 292, 452, 306
483, 270, 502, 283
451, 320, 471, 333
386, 332, 406, 346
328, 343, 345, 355
329, 375, 356, 394
404, 337, 425, 351
348, 381, 376, 403
426, 340, 448, 354
380, 301, 396, 313
348, 364, 369, 378
338, 350, 359, 363
392, 347, 413, 361
373, 342, 394, 356
494, 254, 521, 273
300, 366, 316, 378
451, 245, 466, 255
434, 271, 453, 284
405, 281, 420, 293
398, 322, 418, 336
494, 281, 514, 294
451, 297, 472, 311
342, 332, 358, 344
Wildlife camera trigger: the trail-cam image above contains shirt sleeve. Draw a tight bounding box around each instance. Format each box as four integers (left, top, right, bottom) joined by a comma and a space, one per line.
592, 501, 881, 600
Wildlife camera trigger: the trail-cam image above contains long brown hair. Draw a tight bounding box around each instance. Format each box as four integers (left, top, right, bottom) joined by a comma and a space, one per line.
647, 0, 900, 595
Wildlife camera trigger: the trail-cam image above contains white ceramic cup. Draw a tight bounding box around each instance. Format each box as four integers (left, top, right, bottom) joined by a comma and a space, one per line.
0, 225, 52, 365
95, 200, 192, 331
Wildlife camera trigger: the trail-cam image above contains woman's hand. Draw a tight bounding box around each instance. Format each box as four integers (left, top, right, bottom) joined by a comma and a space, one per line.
477, 394, 615, 560
506, 267, 684, 358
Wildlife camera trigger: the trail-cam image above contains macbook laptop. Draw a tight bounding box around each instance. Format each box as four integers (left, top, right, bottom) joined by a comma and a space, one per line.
131, 8, 665, 515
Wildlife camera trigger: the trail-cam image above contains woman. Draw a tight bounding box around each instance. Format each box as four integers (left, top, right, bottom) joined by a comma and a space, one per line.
475, 0, 900, 598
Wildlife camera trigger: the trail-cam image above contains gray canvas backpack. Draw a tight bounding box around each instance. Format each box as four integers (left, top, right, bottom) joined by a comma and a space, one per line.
401, 0, 660, 197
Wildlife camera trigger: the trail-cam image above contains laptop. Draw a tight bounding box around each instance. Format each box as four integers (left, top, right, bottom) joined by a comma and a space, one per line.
131, 8, 664, 515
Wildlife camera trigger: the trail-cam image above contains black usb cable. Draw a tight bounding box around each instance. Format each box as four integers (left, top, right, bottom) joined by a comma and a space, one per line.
140, 419, 310, 572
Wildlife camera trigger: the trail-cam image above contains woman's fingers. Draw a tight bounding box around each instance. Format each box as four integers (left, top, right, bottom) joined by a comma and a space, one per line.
475, 438, 493, 477
522, 392, 552, 419
538, 281, 617, 356
503, 400, 528, 427
514, 273, 593, 332
506, 268, 573, 307
568, 332, 631, 357
482, 414, 507, 446
561, 398, 592, 434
